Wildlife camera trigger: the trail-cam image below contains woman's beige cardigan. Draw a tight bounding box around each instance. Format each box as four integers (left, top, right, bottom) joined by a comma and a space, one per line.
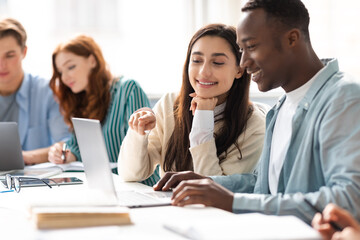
118, 92, 266, 181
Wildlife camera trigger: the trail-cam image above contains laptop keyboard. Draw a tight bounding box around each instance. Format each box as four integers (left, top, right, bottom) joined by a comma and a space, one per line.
116, 191, 172, 206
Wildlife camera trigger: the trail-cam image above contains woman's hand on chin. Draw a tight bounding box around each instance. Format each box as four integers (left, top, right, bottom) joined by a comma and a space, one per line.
189, 92, 218, 115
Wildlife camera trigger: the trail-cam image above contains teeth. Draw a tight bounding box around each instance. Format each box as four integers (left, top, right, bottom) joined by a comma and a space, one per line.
251, 70, 261, 77
199, 81, 215, 85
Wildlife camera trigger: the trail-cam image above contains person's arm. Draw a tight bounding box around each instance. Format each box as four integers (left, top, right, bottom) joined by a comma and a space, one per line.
117, 81, 162, 181
170, 92, 360, 224
118, 127, 154, 181
23, 147, 50, 164
153, 169, 257, 194
231, 95, 360, 224
190, 107, 265, 176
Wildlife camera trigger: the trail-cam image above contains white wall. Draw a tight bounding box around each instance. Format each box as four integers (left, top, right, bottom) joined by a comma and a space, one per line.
1, 0, 359, 101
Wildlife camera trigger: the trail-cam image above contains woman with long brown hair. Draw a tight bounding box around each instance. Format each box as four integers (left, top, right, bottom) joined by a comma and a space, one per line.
47, 35, 159, 186
118, 24, 265, 181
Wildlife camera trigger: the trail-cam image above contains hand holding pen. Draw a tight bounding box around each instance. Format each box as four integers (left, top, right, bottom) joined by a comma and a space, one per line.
308, 199, 354, 240
311, 203, 360, 240
304, 198, 343, 232
48, 142, 70, 164
61, 143, 67, 163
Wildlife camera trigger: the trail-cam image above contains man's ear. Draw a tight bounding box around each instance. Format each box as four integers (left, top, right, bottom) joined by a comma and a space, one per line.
235, 66, 244, 79
21, 46, 27, 59
287, 29, 301, 47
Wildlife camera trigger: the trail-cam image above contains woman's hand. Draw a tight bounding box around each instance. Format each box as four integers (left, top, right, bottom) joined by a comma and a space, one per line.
48, 142, 75, 164
189, 92, 218, 115
128, 107, 156, 135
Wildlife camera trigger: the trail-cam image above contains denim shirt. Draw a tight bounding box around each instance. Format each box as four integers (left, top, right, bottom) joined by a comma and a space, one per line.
16, 73, 70, 150
212, 59, 360, 224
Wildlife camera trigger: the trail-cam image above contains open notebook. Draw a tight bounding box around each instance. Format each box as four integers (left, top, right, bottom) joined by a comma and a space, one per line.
0, 122, 63, 179
71, 117, 172, 208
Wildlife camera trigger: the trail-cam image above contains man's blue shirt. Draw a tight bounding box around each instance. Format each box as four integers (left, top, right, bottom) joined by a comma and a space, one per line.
16, 73, 70, 150
212, 59, 360, 224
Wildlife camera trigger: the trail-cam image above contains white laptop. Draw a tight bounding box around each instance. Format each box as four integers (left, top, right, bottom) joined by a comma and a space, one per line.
0, 122, 62, 179
71, 117, 172, 208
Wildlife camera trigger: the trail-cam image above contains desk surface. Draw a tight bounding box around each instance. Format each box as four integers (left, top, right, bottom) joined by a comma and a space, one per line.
0, 172, 321, 240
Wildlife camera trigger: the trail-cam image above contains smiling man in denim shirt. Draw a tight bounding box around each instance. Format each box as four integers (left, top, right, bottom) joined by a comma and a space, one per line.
154, 0, 360, 225
0, 18, 70, 165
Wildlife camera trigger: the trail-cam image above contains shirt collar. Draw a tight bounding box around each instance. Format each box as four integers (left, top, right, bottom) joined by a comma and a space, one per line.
274, 58, 338, 111
299, 58, 339, 111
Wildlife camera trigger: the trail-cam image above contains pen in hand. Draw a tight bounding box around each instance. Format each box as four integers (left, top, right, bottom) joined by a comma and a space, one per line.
61, 143, 67, 164
303, 197, 343, 232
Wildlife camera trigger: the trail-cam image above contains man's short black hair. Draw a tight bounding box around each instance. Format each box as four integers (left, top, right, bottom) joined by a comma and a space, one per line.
242, 0, 310, 41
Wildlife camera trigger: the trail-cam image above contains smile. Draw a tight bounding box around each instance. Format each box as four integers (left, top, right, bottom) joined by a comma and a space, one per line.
67, 82, 75, 87
250, 69, 262, 82
197, 80, 217, 86
251, 69, 261, 77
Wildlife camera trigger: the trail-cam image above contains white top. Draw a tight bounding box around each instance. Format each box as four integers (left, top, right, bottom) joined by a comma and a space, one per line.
189, 102, 226, 147
268, 75, 319, 195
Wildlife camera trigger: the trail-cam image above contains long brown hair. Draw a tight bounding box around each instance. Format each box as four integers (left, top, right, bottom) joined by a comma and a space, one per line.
164, 24, 252, 172
49, 35, 112, 128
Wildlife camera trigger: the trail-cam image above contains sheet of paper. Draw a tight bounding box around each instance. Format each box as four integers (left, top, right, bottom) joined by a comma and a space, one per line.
163, 212, 321, 240
26, 162, 117, 171
25, 162, 84, 171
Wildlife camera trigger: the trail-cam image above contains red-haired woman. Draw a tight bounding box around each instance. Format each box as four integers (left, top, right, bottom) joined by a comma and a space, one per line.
48, 35, 158, 186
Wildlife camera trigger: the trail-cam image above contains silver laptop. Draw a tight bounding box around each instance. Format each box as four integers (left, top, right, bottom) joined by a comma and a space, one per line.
0, 122, 62, 179
71, 117, 172, 208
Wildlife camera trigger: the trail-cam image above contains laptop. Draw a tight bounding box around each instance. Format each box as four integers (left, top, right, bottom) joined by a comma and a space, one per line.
71, 117, 172, 208
0, 122, 62, 179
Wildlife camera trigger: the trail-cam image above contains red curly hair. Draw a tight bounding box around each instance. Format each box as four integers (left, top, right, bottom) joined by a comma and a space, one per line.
49, 35, 112, 129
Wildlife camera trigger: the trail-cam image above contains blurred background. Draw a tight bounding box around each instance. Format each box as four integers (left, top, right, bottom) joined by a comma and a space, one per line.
1, 0, 359, 106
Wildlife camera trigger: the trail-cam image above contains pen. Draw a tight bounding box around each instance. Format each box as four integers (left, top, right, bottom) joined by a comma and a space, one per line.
303, 197, 343, 232
0, 190, 14, 193
61, 143, 67, 163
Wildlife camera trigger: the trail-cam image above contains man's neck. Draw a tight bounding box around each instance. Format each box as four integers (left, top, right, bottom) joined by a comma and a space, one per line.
0, 73, 24, 96
283, 48, 324, 93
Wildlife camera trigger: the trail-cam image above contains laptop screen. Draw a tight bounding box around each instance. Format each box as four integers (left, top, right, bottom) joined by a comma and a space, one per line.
71, 118, 116, 196
0, 122, 24, 171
